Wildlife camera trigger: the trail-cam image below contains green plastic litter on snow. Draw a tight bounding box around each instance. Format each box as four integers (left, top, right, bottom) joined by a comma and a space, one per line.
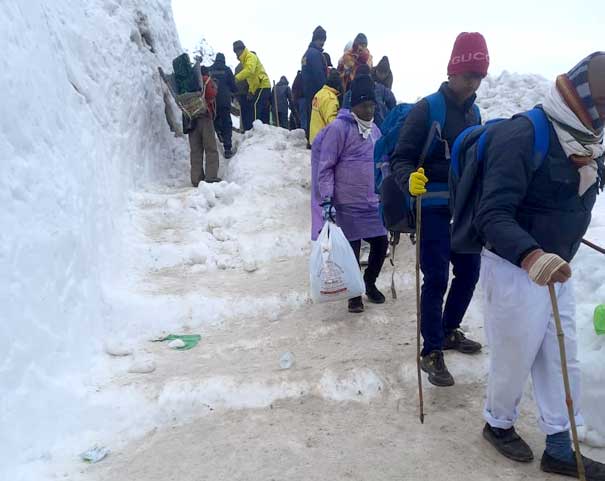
155, 334, 202, 350
594, 305, 605, 335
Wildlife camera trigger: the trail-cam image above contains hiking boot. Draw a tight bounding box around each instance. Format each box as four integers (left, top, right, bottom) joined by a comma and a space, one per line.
205, 177, 222, 184
483, 423, 534, 463
348, 296, 364, 313
365, 282, 385, 304
541, 451, 605, 479
420, 351, 454, 387
443, 329, 482, 354
224, 149, 233, 159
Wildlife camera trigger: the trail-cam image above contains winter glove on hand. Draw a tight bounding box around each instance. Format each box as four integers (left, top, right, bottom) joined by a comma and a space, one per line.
522, 249, 572, 286
409, 167, 428, 196
320, 197, 336, 222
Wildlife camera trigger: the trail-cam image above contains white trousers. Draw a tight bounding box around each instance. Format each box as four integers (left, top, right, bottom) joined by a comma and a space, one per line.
481, 250, 583, 435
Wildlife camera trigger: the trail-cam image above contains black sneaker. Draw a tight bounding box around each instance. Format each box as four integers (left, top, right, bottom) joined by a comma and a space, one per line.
365, 282, 385, 304
224, 149, 233, 159
420, 351, 454, 387
483, 423, 534, 463
541, 451, 605, 480
443, 329, 482, 354
348, 296, 364, 313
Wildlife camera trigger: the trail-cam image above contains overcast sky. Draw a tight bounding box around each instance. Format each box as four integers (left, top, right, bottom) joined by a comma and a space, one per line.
172, 0, 602, 101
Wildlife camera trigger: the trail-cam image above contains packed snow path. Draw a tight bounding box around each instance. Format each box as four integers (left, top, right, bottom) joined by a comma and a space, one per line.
85, 124, 604, 481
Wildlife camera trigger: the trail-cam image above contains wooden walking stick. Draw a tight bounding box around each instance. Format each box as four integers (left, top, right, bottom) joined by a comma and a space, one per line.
548, 283, 586, 481
582, 238, 605, 255
415, 194, 424, 424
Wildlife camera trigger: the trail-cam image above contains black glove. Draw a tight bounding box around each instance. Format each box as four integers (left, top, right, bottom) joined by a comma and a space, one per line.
320, 197, 336, 222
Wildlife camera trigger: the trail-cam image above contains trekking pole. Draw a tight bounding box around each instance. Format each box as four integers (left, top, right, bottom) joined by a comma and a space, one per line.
548, 283, 586, 481
273, 81, 280, 128
415, 195, 424, 424
582, 238, 605, 255
389, 232, 400, 299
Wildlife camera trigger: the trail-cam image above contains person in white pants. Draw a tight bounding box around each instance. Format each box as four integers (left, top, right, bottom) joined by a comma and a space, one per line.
474, 51, 605, 480
481, 250, 581, 437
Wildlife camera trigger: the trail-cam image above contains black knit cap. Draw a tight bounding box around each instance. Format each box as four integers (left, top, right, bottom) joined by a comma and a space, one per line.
215, 53, 225, 63
233, 40, 245, 53
326, 69, 342, 90
312, 25, 327, 42
350, 74, 375, 107
354, 33, 368, 46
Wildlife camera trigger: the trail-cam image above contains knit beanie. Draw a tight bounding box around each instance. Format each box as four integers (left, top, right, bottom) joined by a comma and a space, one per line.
312, 25, 327, 42
356, 64, 371, 76
376, 56, 390, 75
233, 40, 245, 53
326, 69, 342, 91
558, 52, 605, 132
354, 33, 368, 46
447, 32, 489, 77
215, 53, 225, 63
350, 74, 375, 107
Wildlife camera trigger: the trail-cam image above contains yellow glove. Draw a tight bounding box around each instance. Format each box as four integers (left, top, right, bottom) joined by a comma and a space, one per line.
409, 167, 428, 196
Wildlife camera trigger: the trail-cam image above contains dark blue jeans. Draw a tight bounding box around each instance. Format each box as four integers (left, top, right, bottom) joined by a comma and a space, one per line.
214, 107, 232, 150
420, 208, 480, 356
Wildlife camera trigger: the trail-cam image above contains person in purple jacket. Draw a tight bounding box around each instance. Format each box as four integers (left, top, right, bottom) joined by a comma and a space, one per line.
315, 74, 388, 313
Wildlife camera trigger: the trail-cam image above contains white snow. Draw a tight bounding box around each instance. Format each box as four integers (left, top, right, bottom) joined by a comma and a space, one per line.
2, 5, 605, 478
0, 0, 185, 477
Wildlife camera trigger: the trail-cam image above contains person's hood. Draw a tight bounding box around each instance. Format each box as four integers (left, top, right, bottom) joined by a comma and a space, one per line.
277, 76, 289, 86
375, 56, 390, 74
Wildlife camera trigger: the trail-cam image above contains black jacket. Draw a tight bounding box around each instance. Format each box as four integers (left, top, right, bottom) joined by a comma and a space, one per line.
272, 77, 294, 114
391, 83, 480, 198
209, 59, 237, 110
475, 112, 602, 265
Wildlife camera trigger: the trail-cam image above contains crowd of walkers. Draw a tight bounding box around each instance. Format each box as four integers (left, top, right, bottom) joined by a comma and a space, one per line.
169, 27, 605, 480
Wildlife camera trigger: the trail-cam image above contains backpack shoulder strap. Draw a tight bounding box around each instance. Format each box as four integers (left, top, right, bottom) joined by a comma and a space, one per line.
472, 104, 481, 124
519, 107, 550, 169
424, 91, 446, 131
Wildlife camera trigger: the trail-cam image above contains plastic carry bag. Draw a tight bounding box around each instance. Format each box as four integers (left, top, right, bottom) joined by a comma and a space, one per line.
310, 221, 365, 303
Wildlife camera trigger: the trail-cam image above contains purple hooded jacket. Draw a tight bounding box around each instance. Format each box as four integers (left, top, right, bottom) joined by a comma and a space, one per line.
311, 109, 386, 241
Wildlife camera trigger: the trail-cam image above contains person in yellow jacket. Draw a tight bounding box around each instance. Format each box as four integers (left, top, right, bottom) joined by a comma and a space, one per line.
309, 70, 343, 144
233, 40, 271, 130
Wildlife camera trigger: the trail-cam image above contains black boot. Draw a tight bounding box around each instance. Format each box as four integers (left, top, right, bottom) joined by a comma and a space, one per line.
348, 296, 364, 313
541, 451, 605, 480
482, 423, 534, 463
443, 329, 482, 354
365, 281, 385, 304
420, 350, 454, 387
224, 148, 233, 159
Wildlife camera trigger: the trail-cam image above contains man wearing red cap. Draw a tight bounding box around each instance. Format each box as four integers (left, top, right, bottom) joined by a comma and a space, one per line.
390, 32, 489, 387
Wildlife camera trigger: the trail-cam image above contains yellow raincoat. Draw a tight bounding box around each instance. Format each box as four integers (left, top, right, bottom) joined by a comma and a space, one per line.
309, 85, 340, 144
235, 49, 271, 94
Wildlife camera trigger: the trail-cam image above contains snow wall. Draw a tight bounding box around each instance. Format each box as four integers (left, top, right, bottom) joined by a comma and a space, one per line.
0, 0, 185, 472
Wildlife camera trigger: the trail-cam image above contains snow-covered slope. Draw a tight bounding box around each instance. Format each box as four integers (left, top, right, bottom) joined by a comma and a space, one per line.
0, 0, 186, 474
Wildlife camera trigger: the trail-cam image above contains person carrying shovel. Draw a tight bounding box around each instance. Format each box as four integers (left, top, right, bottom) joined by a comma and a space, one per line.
475, 52, 605, 480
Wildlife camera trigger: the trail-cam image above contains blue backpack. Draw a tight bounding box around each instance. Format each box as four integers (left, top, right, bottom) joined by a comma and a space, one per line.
449, 107, 550, 254
374, 91, 479, 233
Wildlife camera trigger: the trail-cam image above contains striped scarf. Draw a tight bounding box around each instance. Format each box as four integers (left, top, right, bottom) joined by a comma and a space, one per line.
542, 52, 605, 195
559, 51, 604, 134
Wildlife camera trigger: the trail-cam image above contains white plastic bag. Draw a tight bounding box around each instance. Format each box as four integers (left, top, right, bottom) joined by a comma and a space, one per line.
310, 221, 365, 303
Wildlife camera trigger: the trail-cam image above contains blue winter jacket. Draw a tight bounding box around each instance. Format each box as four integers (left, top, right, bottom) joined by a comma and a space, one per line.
475, 111, 603, 265
302, 43, 327, 101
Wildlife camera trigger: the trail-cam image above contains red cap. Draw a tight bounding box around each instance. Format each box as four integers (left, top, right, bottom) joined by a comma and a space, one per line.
447, 32, 489, 77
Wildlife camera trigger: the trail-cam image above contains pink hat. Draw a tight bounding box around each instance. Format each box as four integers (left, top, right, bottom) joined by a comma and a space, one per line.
448, 32, 490, 77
